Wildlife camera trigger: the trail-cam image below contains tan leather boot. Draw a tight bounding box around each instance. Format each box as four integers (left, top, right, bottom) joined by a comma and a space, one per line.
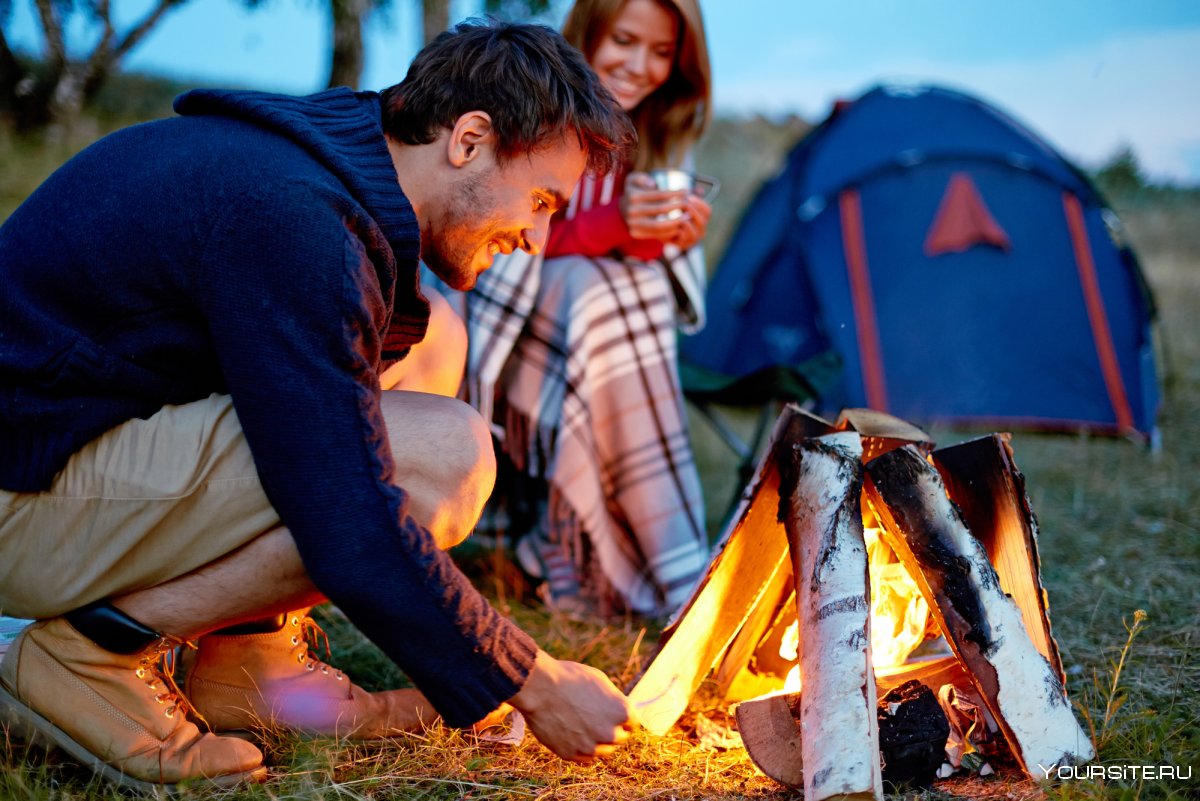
185, 611, 437, 739
0, 617, 266, 792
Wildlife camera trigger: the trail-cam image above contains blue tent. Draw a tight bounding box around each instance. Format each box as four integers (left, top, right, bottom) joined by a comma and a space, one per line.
682, 84, 1160, 439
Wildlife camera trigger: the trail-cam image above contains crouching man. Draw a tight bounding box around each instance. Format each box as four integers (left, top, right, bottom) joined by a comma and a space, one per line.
0, 19, 636, 792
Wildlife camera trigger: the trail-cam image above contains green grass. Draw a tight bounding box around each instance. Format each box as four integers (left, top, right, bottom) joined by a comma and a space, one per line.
1, 99, 1198, 799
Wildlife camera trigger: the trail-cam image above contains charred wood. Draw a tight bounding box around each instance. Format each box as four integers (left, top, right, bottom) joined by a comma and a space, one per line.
877, 680, 950, 789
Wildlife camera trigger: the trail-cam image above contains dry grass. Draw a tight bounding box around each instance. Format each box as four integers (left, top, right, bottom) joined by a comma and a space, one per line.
2, 116, 1198, 800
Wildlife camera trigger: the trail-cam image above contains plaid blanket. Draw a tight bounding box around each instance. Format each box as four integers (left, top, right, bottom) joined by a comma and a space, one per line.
437, 218, 709, 614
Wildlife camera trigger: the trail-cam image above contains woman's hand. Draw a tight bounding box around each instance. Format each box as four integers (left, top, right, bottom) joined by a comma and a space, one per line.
620, 172, 710, 251
621, 172, 689, 242
668, 192, 711, 251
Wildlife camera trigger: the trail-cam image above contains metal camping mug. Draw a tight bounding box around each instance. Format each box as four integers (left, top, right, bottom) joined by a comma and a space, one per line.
648, 169, 720, 220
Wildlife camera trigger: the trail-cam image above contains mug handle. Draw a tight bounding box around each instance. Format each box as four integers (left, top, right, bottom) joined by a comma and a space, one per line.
692, 174, 721, 203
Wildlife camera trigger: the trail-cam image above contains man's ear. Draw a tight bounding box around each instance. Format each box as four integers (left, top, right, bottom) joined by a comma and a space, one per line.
447, 110, 495, 168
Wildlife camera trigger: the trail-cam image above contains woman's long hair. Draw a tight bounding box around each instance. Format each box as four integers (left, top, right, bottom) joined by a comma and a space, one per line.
562, 0, 711, 172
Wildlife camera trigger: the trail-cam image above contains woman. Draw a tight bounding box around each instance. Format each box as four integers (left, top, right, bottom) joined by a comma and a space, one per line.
457, 0, 713, 616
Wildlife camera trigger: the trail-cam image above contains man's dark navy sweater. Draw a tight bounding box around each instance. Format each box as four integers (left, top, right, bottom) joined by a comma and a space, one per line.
0, 88, 536, 726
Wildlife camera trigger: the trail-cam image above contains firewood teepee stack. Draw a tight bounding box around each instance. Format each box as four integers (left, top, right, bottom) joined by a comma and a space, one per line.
628, 405, 1094, 797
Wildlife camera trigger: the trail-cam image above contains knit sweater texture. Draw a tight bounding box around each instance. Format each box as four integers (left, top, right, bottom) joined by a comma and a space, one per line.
0, 88, 537, 726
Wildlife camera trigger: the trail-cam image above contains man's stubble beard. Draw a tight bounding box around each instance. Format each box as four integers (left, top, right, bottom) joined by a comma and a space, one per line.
422, 171, 490, 292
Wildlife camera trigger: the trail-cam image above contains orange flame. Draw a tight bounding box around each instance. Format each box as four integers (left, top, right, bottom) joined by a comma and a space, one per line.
864, 526, 930, 667
775, 525, 930, 681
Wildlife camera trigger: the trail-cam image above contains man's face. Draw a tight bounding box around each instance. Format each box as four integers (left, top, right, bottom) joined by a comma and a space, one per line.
422, 136, 586, 291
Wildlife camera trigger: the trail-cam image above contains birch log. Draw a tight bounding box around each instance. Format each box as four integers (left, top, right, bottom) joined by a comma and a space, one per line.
779, 431, 883, 801
865, 446, 1094, 775
735, 692, 805, 787
932, 435, 1066, 685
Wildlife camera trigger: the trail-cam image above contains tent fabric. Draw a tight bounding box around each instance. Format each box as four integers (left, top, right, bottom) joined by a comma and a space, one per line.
682, 83, 1160, 438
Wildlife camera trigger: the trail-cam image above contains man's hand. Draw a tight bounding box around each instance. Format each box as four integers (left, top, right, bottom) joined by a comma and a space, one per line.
508, 649, 633, 761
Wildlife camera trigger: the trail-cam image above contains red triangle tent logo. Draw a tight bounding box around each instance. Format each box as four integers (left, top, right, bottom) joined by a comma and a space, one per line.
924, 172, 1011, 256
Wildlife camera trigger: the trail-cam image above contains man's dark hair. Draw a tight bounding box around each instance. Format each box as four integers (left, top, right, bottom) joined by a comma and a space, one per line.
380, 18, 634, 174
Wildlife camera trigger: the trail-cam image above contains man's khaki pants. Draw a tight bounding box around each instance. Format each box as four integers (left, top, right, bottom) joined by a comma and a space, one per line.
0, 394, 280, 620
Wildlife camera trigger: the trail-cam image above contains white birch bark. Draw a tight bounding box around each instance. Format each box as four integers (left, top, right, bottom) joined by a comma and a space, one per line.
781, 431, 882, 801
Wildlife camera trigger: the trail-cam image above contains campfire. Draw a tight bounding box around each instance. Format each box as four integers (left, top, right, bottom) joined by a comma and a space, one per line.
628, 406, 1094, 799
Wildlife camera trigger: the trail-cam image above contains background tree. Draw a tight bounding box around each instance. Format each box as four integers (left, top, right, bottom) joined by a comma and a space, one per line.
326, 0, 377, 88
0, 0, 190, 132
0, 0, 564, 131
420, 0, 446, 46
1095, 144, 1146, 199
424, 0, 553, 45
329, 0, 556, 89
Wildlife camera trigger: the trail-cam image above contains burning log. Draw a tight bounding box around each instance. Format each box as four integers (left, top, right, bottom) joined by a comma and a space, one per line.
864, 446, 1094, 775
777, 431, 883, 801
714, 408, 931, 701
713, 563, 797, 702
627, 405, 812, 734
932, 434, 1066, 683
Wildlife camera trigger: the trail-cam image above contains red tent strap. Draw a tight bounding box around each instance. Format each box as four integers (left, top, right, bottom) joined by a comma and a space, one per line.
924, 172, 1011, 256
1062, 192, 1135, 434
839, 189, 889, 412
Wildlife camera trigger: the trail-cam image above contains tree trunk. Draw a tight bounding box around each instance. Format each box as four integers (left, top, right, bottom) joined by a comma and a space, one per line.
47, 65, 93, 132
0, 27, 35, 128
422, 0, 451, 46
2, 0, 189, 132
327, 0, 369, 89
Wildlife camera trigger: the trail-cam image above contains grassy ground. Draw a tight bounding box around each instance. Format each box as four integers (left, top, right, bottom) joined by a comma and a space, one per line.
1, 107, 1198, 799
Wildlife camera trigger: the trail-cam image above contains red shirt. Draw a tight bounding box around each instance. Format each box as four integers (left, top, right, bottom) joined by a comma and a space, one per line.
544, 169, 665, 262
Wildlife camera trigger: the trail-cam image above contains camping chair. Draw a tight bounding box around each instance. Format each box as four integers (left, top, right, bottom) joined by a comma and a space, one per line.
682, 390, 799, 526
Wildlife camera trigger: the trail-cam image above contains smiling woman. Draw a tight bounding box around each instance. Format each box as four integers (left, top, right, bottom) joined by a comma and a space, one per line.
588, 0, 678, 117
565, 0, 710, 173
438, 0, 715, 619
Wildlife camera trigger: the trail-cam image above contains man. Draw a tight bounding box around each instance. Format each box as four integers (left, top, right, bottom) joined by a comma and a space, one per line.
0, 19, 636, 792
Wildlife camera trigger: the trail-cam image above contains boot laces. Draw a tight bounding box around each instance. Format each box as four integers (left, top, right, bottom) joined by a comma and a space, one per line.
135, 636, 210, 725
289, 615, 345, 681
